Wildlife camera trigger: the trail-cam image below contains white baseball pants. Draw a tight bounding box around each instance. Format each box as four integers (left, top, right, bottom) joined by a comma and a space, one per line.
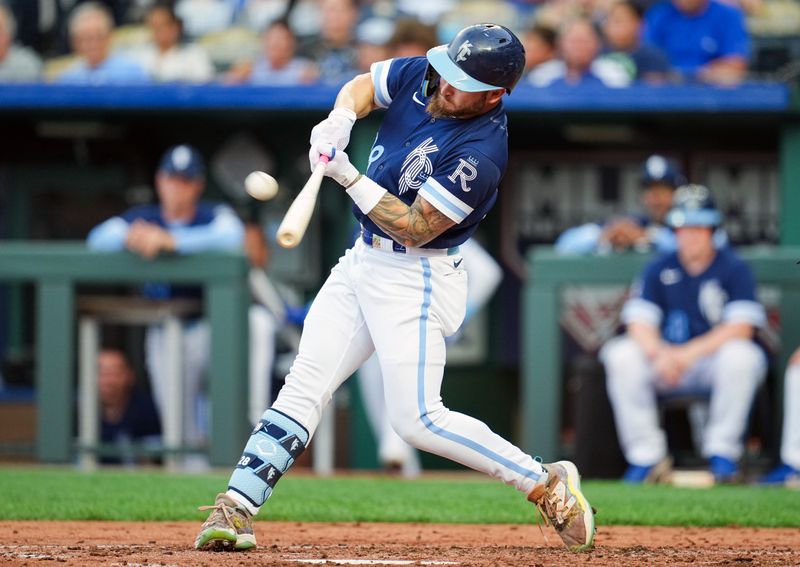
781, 363, 800, 470
358, 352, 421, 477
600, 335, 767, 466
272, 238, 544, 493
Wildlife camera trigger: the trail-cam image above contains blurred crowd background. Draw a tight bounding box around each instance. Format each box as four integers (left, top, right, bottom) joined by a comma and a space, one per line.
1, 0, 800, 87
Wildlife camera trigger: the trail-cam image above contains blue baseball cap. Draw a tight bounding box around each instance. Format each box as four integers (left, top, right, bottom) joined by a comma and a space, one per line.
158, 144, 205, 178
640, 154, 685, 189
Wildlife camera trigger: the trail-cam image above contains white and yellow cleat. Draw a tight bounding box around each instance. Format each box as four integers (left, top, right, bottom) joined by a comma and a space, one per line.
528, 460, 596, 552
195, 493, 257, 551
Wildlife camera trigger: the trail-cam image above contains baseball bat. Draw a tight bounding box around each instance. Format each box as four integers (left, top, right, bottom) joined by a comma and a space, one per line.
276, 155, 329, 249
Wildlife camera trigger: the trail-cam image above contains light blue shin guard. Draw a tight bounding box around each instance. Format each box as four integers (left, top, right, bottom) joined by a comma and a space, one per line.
227, 408, 309, 512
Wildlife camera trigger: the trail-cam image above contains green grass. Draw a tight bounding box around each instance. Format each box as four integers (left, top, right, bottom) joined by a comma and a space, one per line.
2, 467, 800, 527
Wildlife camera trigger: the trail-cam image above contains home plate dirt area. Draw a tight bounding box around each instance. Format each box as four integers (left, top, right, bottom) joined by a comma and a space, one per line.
1, 522, 799, 566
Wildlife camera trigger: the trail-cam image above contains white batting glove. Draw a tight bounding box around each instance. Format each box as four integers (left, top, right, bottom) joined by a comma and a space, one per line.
308, 107, 357, 171
314, 143, 361, 187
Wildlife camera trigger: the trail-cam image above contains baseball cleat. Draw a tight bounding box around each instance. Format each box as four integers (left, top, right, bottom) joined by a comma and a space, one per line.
195, 493, 256, 551
622, 456, 673, 484
759, 463, 800, 486
709, 455, 741, 484
528, 460, 596, 552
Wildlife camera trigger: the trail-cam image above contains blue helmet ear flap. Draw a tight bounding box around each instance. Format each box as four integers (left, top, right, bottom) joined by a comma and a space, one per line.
421, 63, 440, 97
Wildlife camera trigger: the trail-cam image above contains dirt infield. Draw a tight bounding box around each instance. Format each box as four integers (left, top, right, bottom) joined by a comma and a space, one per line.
2, 522, 800, 566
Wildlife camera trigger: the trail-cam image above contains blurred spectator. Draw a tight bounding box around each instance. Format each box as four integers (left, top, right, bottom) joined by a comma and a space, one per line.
225, 19, 317, 84
602, 0, 673, 83
175, 0, 237, 39
0, 3, 42, 82
522, 23, 560, 87
760, 346, 800, 486
4, 0, 61, 55
239, 0, 293, 33
535, 0, 604, 31
643, 0, 750, 85
536, 17, 631, 87
386, 17, 437, 58
87, 144, 245, 468
298, 0, 359, 85
98, 347, 161, 466
555, 155, 685, 254
600, 184, 767, 484
132, 1, 214, 83
355, 17, 393, 72
56, 2, 150, 84
396, 0, 456, 26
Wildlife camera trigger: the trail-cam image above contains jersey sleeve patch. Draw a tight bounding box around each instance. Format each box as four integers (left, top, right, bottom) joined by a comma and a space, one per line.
418, 177, 474, 223
370, 59, 394, 108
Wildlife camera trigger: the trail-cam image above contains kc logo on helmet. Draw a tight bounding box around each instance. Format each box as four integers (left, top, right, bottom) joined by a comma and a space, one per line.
456, 40, 473, 62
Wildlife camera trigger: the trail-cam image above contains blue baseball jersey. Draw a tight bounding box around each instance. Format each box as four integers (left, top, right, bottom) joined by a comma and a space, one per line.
621, 247, 765, 343
363, 57, 508, 249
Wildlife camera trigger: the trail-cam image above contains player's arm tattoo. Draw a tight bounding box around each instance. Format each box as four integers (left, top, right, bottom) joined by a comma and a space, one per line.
368, 193, 455, 248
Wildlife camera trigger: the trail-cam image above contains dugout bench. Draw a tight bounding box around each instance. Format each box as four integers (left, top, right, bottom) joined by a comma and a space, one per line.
521, 246, 800, 462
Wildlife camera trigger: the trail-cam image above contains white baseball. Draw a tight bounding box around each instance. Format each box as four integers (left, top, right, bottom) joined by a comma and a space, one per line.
245, 171, 279, 201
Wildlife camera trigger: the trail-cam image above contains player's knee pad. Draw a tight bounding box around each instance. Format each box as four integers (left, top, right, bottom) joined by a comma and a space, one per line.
227, 408, 309, 511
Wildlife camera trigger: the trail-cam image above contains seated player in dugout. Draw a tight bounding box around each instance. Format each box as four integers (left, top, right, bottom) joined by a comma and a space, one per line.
600, 184, 767, 484
194, 23, 596, 554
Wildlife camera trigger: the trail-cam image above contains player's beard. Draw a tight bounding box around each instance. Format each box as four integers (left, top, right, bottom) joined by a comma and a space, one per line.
426, 91, 488, 119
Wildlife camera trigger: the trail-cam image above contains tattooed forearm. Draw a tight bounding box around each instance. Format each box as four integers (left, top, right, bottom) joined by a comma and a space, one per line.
368, 193, 455, 247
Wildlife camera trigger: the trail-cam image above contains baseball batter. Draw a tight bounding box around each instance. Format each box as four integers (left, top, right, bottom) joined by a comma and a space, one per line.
195, 23, 595, 553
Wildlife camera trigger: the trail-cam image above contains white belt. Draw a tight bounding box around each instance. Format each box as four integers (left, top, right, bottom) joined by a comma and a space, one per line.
361, 229, 459, 257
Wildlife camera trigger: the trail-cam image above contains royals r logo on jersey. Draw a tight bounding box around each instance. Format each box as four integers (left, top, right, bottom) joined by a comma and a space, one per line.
448, 157, 479, 192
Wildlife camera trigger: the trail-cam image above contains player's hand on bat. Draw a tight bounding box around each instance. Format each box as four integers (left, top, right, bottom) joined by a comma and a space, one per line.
313, 143, 361, 187
308, 107, 357, 170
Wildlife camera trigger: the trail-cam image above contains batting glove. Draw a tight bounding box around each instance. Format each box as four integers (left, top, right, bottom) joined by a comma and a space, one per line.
308, 107, 357, 171
314, 143, 361, 187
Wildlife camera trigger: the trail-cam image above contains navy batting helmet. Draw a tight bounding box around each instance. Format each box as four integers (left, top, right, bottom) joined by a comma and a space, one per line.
640, 154, 685, 189
422, 23, 525, 96
665, 184, 722, 228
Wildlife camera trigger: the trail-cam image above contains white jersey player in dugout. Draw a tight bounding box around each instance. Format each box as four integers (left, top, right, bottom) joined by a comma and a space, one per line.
195, 23, 596, 553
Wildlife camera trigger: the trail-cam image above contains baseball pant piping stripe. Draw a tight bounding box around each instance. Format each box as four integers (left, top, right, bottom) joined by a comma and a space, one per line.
415, 258, 540, 481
